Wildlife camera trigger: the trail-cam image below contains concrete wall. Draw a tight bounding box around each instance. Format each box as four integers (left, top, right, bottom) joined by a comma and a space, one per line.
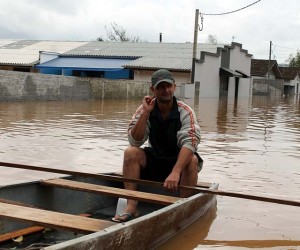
229, 45, 252, 97
253, 78, 284, 96
0, 70, 150, 101
195, 55, 222, 98
195, 43, 252, 98
284, 75, 300, 94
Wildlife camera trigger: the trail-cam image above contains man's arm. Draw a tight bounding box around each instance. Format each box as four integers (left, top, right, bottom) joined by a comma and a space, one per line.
128, 96, 155, 145
130, 111, 150, 141
164, 102, 201, 192
177, 103, 201, 152
163, 147, 194, 191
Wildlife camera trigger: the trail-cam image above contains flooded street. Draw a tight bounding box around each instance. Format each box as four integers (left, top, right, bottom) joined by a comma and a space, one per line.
0, 95, 299, 249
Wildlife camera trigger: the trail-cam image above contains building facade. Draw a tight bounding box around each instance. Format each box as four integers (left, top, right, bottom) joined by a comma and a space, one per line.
0, 39, 254, 99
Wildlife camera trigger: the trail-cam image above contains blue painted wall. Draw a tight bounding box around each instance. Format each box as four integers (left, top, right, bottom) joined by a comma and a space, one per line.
38, 68, 131, 79
105, 69, 130, 79
62, 69, 73, 76
39, 68, 62, 75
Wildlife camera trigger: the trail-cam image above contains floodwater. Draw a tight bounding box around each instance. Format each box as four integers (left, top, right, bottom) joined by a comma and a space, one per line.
0, 95, 299, 249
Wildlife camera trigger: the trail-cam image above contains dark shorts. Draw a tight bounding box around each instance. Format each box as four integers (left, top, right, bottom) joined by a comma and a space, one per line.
140, 147, 203, 182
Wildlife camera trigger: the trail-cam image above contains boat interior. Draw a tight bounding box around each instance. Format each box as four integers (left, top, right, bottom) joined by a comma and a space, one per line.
0, 173, 213, 249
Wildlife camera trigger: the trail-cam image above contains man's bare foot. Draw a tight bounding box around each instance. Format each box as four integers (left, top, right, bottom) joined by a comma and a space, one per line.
112, 200, 138, 222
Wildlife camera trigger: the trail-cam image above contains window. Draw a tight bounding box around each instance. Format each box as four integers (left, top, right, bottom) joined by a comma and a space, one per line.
73, 70, 105, 78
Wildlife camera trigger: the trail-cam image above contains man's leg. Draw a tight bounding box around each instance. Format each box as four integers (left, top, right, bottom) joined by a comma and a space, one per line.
179, 155, 199, 197
113, 146, 146, 221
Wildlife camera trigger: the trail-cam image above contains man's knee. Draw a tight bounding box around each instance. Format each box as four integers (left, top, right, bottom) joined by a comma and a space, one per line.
180, 155, 199, 190
124, 146, 145, 165
124, 146, 140, 156
185, 155, 199, 174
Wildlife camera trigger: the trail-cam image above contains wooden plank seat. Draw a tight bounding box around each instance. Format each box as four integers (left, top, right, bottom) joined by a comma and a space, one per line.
41, 178, 180, 205
0, 202, 114, 234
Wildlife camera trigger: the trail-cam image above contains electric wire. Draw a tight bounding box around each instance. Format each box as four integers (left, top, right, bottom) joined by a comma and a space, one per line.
273, 44, 299, 51
198, 0, 261, 31
202, 0, 261, 16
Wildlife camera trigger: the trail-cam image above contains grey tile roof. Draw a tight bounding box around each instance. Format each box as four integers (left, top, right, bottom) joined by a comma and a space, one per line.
251, 59, 282, 78
279, 66, 300, 80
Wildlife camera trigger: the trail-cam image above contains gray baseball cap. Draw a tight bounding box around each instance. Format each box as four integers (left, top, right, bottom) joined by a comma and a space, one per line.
151, 69, 175, 89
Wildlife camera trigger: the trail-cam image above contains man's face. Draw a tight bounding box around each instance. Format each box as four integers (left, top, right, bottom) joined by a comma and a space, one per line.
152, 82, 176, 104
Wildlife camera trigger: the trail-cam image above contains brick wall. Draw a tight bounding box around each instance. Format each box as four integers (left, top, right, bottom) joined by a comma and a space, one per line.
0, 70, 150, 101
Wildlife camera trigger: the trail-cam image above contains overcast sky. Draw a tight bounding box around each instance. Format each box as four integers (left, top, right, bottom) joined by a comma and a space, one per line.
0, 0, 299, 64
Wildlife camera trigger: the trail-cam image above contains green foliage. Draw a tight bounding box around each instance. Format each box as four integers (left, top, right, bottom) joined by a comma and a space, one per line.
287, 51, 300, 67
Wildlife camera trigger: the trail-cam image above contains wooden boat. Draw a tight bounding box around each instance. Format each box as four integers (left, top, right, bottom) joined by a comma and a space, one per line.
0, 169, 218, 250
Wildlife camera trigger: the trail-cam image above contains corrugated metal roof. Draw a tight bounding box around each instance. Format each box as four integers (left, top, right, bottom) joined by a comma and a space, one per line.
0, 49, 41, 65
0, 39, 227, 70
1, 40, 40, 49
123, 57, 191, 71
64, 42, 224, 59
0, 39, 19, 47
0, 40, 87, 65
63, 42, 226, 70
36, 57, 134, 70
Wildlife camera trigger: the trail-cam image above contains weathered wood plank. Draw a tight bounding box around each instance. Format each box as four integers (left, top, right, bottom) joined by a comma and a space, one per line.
0, 214, 92, 243
41, 178, 180, 205
0, 226, 45, 243
0, 202, 114, 234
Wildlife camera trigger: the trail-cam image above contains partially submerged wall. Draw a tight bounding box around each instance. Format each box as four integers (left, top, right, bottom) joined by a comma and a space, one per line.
252, 79, 283, 96
0, 70, 150, 101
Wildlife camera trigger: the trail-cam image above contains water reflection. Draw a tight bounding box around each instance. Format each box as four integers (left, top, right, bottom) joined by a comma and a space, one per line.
155, 202, 217, 250
199, 239, 300, 248
0, 95, 299, 249
0, 99, 142, 183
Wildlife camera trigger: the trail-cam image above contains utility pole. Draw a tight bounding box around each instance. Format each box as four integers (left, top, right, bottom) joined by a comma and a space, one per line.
191, 9, 199, 84
267, 41, 272, 95
267, 41, 272, 80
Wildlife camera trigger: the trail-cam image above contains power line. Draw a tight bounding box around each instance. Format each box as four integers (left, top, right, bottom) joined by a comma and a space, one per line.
198, 1, 262, 31
273, 44, 298, 51
202, 0, 261, 16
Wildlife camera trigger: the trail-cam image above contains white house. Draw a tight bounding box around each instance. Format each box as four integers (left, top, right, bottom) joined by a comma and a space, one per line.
195, 43, 252, 98
251, 59, 283, 95
279, 67, 300, 95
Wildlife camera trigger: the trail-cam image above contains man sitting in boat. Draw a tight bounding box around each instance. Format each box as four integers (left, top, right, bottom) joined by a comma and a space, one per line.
113, 69, 202, 222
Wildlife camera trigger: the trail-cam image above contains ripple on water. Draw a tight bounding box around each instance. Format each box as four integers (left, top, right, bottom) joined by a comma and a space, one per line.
0, 97, 299, 249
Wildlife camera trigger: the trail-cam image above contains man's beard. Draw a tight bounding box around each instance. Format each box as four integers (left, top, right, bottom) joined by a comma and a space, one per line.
157, 94, 173, 104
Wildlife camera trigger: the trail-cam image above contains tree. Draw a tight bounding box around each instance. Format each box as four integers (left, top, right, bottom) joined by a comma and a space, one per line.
206, 34, 218, 45
287, 51, 300, 67
97, 22, 142, 42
